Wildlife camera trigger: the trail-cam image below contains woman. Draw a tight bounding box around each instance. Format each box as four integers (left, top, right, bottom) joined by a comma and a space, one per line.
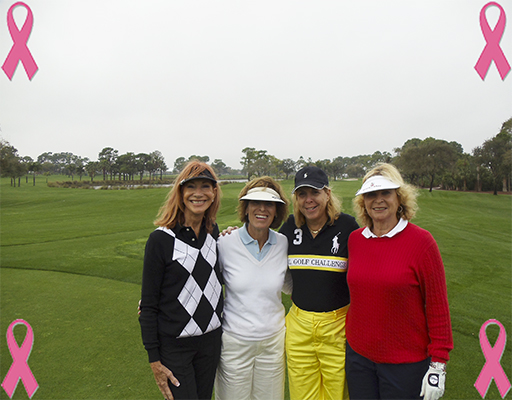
279, 166, 359, 400
215, 176, 292, 400
139, 161, 223, 400
346, 163, 453, 400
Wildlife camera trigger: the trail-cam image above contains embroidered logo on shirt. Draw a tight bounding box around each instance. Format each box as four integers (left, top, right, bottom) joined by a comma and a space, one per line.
331, 232, 341, 254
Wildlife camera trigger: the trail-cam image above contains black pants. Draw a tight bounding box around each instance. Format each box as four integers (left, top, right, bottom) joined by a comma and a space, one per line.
159, 328, 222, 400
346, 341, 430, 400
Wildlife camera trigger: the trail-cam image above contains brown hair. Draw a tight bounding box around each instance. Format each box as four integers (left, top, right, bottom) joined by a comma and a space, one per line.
154, 161, 221, 233
237, 176, 290, 229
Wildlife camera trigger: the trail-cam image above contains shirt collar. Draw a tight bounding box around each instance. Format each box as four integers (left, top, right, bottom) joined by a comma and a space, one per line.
362, 218, 408, 239
239, 223, 276, 245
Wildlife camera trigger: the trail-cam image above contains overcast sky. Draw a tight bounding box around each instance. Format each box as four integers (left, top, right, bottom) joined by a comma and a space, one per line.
1, 0, 511, 169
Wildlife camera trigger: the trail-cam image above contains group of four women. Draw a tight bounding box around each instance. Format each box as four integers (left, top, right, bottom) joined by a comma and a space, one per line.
139, 161, 453, 400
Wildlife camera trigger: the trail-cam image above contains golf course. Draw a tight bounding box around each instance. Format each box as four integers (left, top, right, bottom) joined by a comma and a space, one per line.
1, 176, 510, 399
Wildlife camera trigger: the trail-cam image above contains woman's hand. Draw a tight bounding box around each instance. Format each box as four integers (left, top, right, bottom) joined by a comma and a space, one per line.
420, 363, 446, 400
150, 361, 180, 400
219, 226, 239, 236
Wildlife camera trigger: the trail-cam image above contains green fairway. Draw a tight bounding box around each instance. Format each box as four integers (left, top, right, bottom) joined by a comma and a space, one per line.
1, 177, 511, 399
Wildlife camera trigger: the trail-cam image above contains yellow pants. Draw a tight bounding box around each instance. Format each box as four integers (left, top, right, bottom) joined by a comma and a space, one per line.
285, 303, 349, 400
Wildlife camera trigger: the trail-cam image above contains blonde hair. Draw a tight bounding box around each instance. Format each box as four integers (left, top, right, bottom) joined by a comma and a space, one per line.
292, 187, 341, 228
237, 176, 290, 229
353, 163, 418, 228
154, 161, 221, 233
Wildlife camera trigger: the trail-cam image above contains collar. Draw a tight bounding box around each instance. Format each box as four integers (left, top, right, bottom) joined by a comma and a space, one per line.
239, 223, 276, 246
362, 218, 408, 239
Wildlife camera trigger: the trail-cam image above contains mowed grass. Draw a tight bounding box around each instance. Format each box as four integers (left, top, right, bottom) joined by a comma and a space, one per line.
1, 176, 511, 399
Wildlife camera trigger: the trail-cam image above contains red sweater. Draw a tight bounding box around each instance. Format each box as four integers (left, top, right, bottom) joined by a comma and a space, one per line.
346, 223, 453, 364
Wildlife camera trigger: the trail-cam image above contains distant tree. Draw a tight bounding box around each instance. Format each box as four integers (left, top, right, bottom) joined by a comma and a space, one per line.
136, 153, 151, 180
454, 154, 476, 191
85, 161, 100, 182
21, 156, 33, 183
474, 118, 512, 195
344, 155, 369, 178
37, 152, 56, 173
173, 157, 187, 174
279, 158, 296, 179
331, 157, 346, 180
266, 155, 281, 177
394, 138, 423, 184
345, 163, 365, 178
0, 139, 25, 186
75, 157, 89, 181
27, 161, 41, 186
369, 151, 393, 167
67, 163, 77, 181
150, 151, 167, 179
315, 159, 333, 178
211, 159, 228, 176
295, 156, 306, 170
395, 137, 461, 191
117, 152, 137, 180
503, 148, 512, 192
98, 147, 119, 180
188, 155, 210, 163
241, 147, 269, 180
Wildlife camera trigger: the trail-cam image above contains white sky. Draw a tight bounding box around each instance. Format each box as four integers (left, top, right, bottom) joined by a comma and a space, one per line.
1, 0, 511, 170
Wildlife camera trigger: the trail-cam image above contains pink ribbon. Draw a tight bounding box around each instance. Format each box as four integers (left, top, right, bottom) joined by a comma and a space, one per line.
474, 319, 511, 399
1, 319, 39, 399
474, 2, 510, 80
2, 2, 38, 80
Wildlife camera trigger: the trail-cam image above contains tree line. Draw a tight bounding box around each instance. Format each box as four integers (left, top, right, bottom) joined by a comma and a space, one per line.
1, 118, 511, 195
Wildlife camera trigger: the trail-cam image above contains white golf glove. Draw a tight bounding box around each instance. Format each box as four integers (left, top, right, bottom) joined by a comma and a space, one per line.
420, 362, 446, 400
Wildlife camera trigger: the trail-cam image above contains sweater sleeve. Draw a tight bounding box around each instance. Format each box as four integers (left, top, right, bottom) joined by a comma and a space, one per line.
139, 231, 170, 363
418, 236, 454, 363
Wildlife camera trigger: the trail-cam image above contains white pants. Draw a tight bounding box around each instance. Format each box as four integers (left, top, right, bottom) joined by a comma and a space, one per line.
214, 329, 285, 400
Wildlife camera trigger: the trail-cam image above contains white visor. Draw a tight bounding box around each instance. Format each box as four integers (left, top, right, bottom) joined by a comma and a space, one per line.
240, 187, 285, 203
356, 175, 400, 196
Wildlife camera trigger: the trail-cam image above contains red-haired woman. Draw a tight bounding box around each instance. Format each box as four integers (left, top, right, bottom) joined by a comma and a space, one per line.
139, 161, 223, 400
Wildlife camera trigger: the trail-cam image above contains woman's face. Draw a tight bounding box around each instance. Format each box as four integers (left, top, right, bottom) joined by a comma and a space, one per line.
295, 187, 330, 223
363, 189, 400, 226
246, 200, 276, 232
181, 179, 216, 219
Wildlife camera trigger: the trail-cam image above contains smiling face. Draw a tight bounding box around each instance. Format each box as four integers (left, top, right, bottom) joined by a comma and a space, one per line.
295, 187, 330, 224
181, 179, 216, 221
246, 200, 277, 233
363, 189, 400, 228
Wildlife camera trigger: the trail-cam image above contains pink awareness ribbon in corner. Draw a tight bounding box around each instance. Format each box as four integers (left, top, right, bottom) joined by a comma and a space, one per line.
474, 2, 511, 80
474, 319, 511, 399
1, 319, 39, 399
2, 1, 38, 80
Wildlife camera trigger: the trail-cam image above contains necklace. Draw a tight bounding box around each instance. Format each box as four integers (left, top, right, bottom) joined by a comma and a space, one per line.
308, 216, 327, 235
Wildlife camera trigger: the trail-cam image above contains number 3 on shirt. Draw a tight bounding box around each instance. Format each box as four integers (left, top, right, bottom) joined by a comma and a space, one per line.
293, 228, 303, 245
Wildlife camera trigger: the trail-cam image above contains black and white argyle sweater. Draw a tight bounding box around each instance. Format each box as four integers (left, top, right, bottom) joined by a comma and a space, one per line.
139, 223, 223, 362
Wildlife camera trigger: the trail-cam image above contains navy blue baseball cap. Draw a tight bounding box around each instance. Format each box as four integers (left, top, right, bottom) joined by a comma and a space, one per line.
292, 166, 329, 194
